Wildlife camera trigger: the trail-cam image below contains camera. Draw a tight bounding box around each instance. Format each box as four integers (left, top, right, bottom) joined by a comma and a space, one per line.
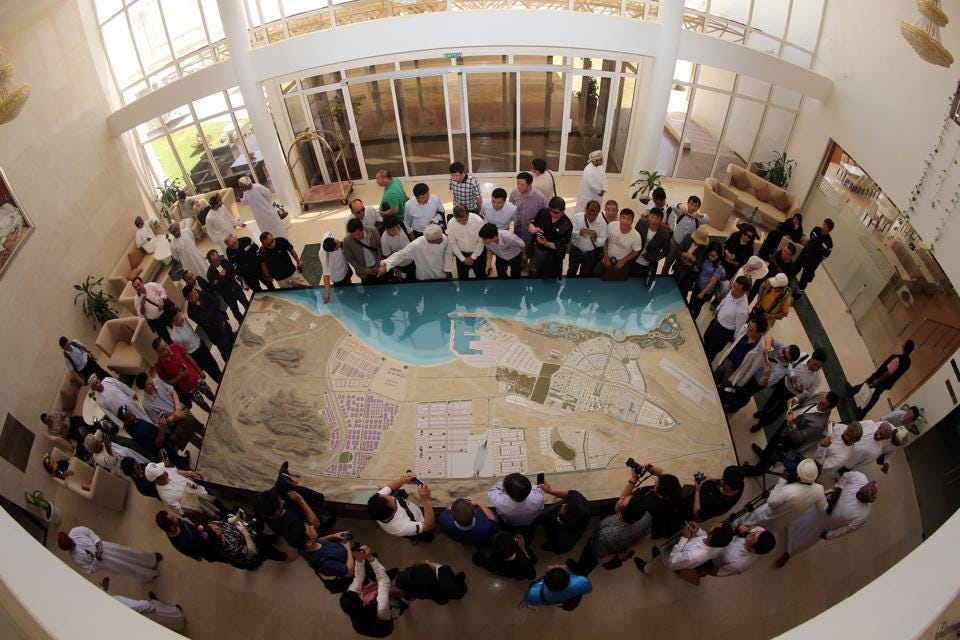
694, 471, 705, 483
406, 469, 424, 486
625, 458, 646, 475
341, 531, 353, 541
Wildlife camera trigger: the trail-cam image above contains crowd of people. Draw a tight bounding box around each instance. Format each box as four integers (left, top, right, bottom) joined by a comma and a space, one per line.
44, 153, 922, 635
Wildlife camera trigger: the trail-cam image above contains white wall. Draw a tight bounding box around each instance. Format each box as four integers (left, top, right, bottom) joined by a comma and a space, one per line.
786, 0, 960, 288
780, 508, 960, 640
0, 0, 146, 508
688, 66, 731, 142
906, 120, 960, 286
107, 11, 832, 137
903, 344, 960, 430
0, 509, 179, 640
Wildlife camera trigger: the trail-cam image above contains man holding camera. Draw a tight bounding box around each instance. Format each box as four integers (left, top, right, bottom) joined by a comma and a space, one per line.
366, 472, 436, 541
681, 465, 745, 523
706, 524, 776, 577
815, 420, 864, 487
285, 525, 356, 592
744, 390, 839, 476
637, 521, 734, 584
569, 461, 682, 576
741, 458, 827, 529
567, 464, 651, 576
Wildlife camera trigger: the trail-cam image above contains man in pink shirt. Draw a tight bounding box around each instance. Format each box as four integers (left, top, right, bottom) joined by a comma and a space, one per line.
509, 172, 547, 273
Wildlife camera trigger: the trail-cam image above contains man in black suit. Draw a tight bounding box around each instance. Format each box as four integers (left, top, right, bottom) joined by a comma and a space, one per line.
743, 390, 838, 476
632, 208, 671, 286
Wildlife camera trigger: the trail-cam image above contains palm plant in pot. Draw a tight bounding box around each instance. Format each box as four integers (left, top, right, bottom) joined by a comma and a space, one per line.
154, 178, 184, 224
629, 170, 664, 204
73, 276, 118, 330
753, 151, 796, 189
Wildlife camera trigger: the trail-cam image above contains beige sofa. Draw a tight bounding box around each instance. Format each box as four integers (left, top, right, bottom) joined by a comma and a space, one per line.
701, 180, 737, 232
106, 242, 163, 299
107, 188, 238, 299
711, 164, 800, 230
49, 448, 128, 512
168, 187, 240, 229
95, 317, 156, 375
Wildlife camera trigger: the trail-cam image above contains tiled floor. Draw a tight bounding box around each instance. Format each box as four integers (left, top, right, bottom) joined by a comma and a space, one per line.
46, 175, 923, 639
818, 166, 960, 410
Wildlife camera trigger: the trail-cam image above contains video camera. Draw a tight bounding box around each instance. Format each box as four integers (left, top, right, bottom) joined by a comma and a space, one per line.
625, 457, 652, 481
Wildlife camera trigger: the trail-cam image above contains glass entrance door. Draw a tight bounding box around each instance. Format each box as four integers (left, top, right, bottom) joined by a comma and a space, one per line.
274, 56, 641, 180
305, 88, 364, 182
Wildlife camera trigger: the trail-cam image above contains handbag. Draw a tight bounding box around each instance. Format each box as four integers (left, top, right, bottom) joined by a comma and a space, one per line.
144, 292, 179, 324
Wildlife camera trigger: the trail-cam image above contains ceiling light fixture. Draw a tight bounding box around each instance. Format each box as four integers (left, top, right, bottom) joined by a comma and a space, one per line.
901, 0, 954, 68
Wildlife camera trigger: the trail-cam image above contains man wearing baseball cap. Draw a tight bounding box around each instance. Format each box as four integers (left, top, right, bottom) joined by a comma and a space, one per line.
753, 272, 794, 329
145, 462, 227, 520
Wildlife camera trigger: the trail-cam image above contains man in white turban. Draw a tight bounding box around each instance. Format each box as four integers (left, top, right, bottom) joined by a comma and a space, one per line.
238, 176, 288, 240
576, 150, 607, 215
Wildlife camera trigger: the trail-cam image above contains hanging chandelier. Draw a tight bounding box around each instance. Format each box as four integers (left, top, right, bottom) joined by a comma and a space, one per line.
0, 48, 30, 125
901, 0, 953, 68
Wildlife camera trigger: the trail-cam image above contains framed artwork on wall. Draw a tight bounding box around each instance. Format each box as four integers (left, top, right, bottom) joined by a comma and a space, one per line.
0, 167, 33, 278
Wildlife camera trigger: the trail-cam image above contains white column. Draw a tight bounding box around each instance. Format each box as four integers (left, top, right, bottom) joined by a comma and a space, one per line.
630, 0, 683, 177
217, 0, 301, 212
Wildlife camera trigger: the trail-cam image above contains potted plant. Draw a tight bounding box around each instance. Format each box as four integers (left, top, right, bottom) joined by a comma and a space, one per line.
629, 170, 664, 204
154, 178, 183, 223
753, 151, 796, 189
73, 276, 118, 330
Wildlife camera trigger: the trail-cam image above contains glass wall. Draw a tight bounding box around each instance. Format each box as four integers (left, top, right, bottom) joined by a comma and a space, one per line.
95, 0, 228, 105
276, 55, 643, 179
519, 70, 564, 172
656, 61, 799, 181
682, 0, 826, 68
136, 87, 271, 194
396, 76, 452, 175
467, 73, 517, 173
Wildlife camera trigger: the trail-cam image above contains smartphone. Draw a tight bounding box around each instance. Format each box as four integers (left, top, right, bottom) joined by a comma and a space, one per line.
536, 472, 545, 485
406, 469, 424, 486
341, 531, 353, 541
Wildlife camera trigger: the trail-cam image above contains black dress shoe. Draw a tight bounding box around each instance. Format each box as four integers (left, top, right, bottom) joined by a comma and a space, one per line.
751, 443, 765, 457
749, 423, 764, 433
752, 411, 762, 419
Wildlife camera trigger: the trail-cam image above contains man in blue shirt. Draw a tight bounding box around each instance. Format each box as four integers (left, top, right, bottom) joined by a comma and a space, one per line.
285, 523, 354, 592
524, 565, 592, 608
439, 498, 497, 546
116, 405, 189, 469
155, 510, 221, 563
120, 458, 160, 499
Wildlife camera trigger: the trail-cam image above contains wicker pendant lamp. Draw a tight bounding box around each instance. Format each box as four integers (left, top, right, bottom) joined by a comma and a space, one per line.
901, 0, 954, 68
0, 48, 30, 125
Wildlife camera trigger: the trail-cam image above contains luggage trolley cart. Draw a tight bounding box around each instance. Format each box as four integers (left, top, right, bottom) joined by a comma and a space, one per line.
285, 128, 354, 209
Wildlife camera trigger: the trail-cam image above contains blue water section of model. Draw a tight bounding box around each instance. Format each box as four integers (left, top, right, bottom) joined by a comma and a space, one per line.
271, 278, 684, 365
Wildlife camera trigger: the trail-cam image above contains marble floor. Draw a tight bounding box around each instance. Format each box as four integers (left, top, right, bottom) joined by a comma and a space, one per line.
46, 175, 923, 639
